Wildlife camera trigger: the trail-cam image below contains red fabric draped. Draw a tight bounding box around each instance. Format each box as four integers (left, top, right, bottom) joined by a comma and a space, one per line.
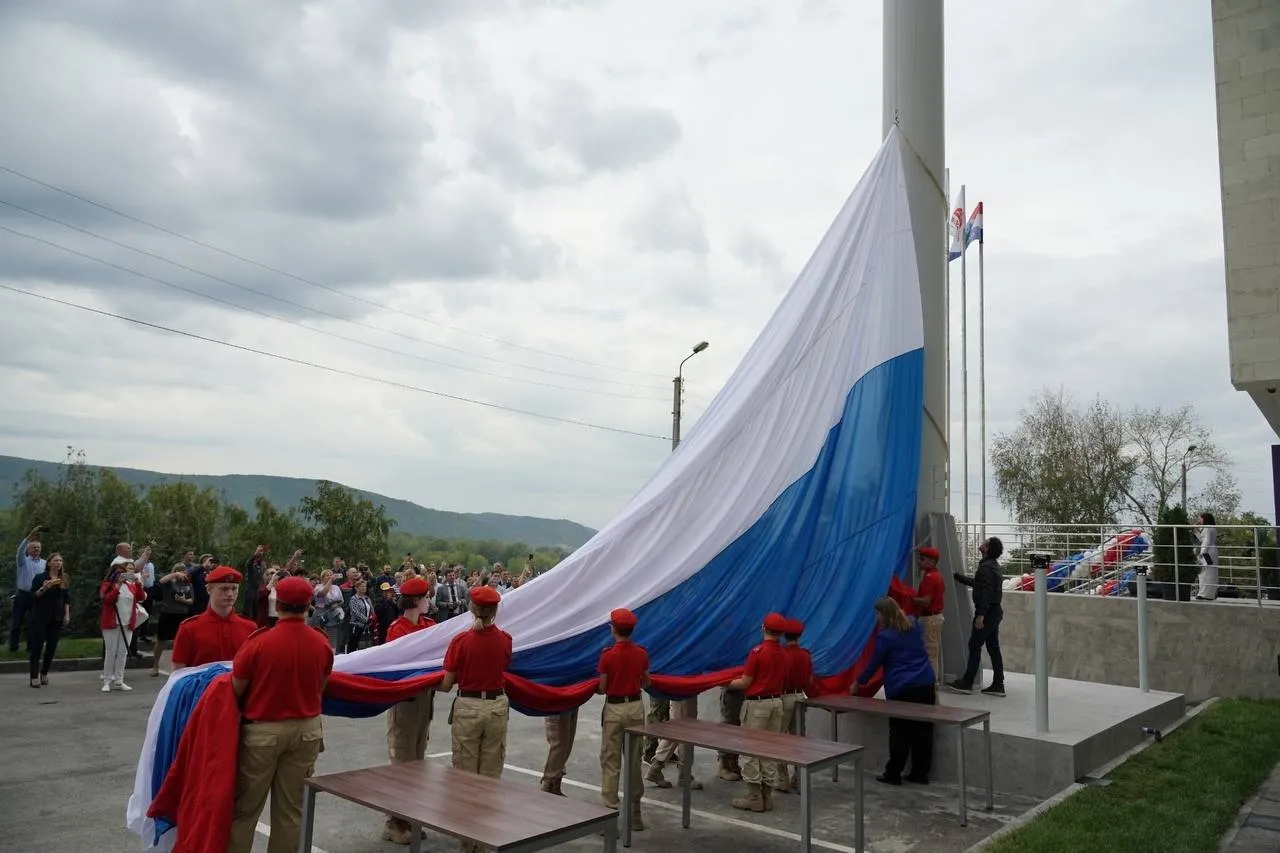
324, 671, 442, 703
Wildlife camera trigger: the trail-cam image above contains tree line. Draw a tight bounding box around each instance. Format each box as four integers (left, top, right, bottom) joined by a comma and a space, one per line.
1, 449, 567, 637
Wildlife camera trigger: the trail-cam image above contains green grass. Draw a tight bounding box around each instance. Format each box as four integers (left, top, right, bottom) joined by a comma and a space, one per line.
0, 637, 103, 661
987, 698, 1280, 853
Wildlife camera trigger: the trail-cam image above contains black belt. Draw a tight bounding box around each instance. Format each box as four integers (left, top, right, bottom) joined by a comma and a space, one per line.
606, 693, 642, 704
746, 693, 783, 700
459, 689, 504, 699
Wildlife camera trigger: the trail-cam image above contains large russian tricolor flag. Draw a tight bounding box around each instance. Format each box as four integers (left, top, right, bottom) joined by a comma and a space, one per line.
128, 127, 924, 850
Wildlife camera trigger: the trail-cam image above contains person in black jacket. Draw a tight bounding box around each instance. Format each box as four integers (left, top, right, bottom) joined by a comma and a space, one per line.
946, 537, 1006, 697
29, 553, 71, 687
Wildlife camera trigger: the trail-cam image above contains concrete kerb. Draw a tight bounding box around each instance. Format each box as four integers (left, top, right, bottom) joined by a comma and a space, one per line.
0, 653, 154, 675
963, 697, 1222, 853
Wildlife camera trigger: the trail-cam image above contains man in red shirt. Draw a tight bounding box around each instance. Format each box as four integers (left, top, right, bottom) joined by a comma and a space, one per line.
598, 608, 650, 830
912, 546, 946, 684
776, 618, 816, 793
170, 566, 257, 671
227, 575, 334, 853
381, 577, 436, 845
726, 612, 791, 813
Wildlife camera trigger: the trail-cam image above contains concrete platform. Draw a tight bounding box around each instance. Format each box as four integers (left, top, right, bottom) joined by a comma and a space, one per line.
813, 671, 1185, 798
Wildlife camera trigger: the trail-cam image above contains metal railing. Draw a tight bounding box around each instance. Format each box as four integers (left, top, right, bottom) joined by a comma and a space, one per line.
954, 521, 1279, 607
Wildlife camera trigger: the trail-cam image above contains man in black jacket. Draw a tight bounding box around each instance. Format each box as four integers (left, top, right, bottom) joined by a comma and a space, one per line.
946, 537, 1006, 697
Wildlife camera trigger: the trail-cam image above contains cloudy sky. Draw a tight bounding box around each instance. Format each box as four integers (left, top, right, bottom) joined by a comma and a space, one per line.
0, 0, 1272, 531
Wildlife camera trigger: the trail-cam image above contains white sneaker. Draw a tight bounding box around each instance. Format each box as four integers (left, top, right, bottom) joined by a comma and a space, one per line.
101, 682, 111, 693
116, 681, 133, 691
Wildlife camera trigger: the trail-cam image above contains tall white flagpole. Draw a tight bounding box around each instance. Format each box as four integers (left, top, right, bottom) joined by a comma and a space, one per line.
944, 169, 952, 516
978, 207, 987, 539
959, 185, 969, 529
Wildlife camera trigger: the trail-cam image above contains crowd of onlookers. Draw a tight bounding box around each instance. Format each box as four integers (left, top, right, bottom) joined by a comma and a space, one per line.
9, 528, 536, 687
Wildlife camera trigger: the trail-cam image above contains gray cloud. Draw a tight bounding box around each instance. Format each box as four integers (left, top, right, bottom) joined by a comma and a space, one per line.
627, 190, 710, 256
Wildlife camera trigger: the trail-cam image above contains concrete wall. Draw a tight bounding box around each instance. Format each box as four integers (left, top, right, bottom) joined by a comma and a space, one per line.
998, 591, 1280, 701
1214, 0, 1280, 434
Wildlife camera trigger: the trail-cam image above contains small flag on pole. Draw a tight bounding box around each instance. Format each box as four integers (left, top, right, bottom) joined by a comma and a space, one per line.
948, 188, 965, 261
965, 201, 983, 247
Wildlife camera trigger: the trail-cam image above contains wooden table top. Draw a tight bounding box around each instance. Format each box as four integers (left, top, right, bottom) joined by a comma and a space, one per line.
306, 761, 617, 849
803, 694, 990, 725
626, 718, 863, 765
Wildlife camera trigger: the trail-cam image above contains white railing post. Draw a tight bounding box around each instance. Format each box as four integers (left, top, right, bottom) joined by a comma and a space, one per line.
1136, 566, 1150, 693
1256, 527, 1264, 609
1033, 558, 1049, 733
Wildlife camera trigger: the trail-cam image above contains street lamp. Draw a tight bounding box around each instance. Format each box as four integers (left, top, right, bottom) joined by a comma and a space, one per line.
1180, 444, 1198, 511
672, 341, 710, 451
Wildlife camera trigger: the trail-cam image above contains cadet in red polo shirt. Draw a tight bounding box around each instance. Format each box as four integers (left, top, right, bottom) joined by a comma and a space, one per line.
597, 607, 650, 830
725, 612, 791, 813
227, 575, 333, 853
776, 618, 816, 793
441, 585, 511, 853
912, 546, 946, 683
169, 566, 257, 670
380, 576, 437, 846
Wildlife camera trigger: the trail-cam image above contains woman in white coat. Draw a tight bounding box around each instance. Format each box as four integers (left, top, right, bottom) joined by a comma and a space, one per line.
1195, 512, 1219, 601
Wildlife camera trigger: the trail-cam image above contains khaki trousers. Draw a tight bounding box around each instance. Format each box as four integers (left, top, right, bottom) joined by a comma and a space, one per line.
387, 689, 434, 762
600, 699, 646, 808
653, 697, 698, 764
919, 613, 945, 683
542, 708, 578, 783
739, 698, 783, 787
451, 695, 509, 779
227, 716, 324, 853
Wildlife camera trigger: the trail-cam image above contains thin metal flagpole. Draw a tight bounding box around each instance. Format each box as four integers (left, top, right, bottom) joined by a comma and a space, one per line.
944, 169, 951, 517
960, 185, 969, 529
978, 209, 987, 540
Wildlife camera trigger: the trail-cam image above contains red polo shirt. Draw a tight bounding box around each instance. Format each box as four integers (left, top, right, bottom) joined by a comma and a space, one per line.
171, 607, 258, 667
743, 638, 790, 698
387, 614, 435, 642
917, 568, 945, 615
444, 625, 512, 692
784, 644, 815, 694
233, 619, 333, 721
598, 639, 649, 697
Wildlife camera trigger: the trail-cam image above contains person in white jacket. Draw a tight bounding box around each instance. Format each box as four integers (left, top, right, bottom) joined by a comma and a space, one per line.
1195, 512, 1219, 601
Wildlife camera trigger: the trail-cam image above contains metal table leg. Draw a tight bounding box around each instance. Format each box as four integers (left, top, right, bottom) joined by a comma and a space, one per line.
957, 723, 968, 826
603, 819, 619, 853
984, 718, 994, 811
409, 823, 423, 853
831, 710, 839, 782
853, 753, 864, 853
299, 785, 316, 853
622, 731, 634, 848
800, 766, 811, 852
680, 742, 693, 829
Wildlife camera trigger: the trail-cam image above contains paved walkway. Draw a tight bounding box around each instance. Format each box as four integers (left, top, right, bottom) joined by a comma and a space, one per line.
1221, 763, 1280, 852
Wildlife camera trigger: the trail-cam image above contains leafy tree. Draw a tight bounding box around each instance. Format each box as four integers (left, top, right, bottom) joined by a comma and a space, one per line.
1150, 504, 1197, 599
1121, 404, 1239, 526
991, 390, 1134, 525
298, 480, 394, 567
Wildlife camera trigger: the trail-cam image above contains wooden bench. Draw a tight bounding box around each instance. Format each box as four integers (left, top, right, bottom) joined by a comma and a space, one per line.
798, 694, 993, 826
623, 718, 865, 852
300, 759, 620, 852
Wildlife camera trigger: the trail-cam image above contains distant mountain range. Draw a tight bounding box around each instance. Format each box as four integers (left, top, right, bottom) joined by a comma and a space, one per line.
0, 455, 597, 548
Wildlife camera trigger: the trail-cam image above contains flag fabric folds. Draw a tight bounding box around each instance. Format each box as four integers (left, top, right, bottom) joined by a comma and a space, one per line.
127, 127, 927, 850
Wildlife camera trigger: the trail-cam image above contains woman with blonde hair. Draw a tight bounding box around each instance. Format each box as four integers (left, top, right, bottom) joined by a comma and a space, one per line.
853, 596, 936, 786
29, 553, 71, 687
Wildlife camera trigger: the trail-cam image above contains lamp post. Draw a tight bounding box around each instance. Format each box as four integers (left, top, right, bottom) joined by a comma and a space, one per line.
672, 341, 709, 451
1181, 444, 1198, 511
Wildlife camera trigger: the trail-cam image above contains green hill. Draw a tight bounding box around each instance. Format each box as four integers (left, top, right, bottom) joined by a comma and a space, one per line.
0, 454, 596, 548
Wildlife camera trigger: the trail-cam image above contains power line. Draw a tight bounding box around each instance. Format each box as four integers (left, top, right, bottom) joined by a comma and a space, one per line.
0, 222, 665, 401
0, 198, 661, 392
0, 282, 670, 442
0, 163, 671, 380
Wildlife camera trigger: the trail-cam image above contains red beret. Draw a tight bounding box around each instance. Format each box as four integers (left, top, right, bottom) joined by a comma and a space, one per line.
275, 576, 313, 606
610, 608, 637, 629
206, 566, 243, 585
470, 586, 501, 607
918, 546, 941, 560
787, 619, 805, 635
400, 578, 430, 597
763, 613, 788, 633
